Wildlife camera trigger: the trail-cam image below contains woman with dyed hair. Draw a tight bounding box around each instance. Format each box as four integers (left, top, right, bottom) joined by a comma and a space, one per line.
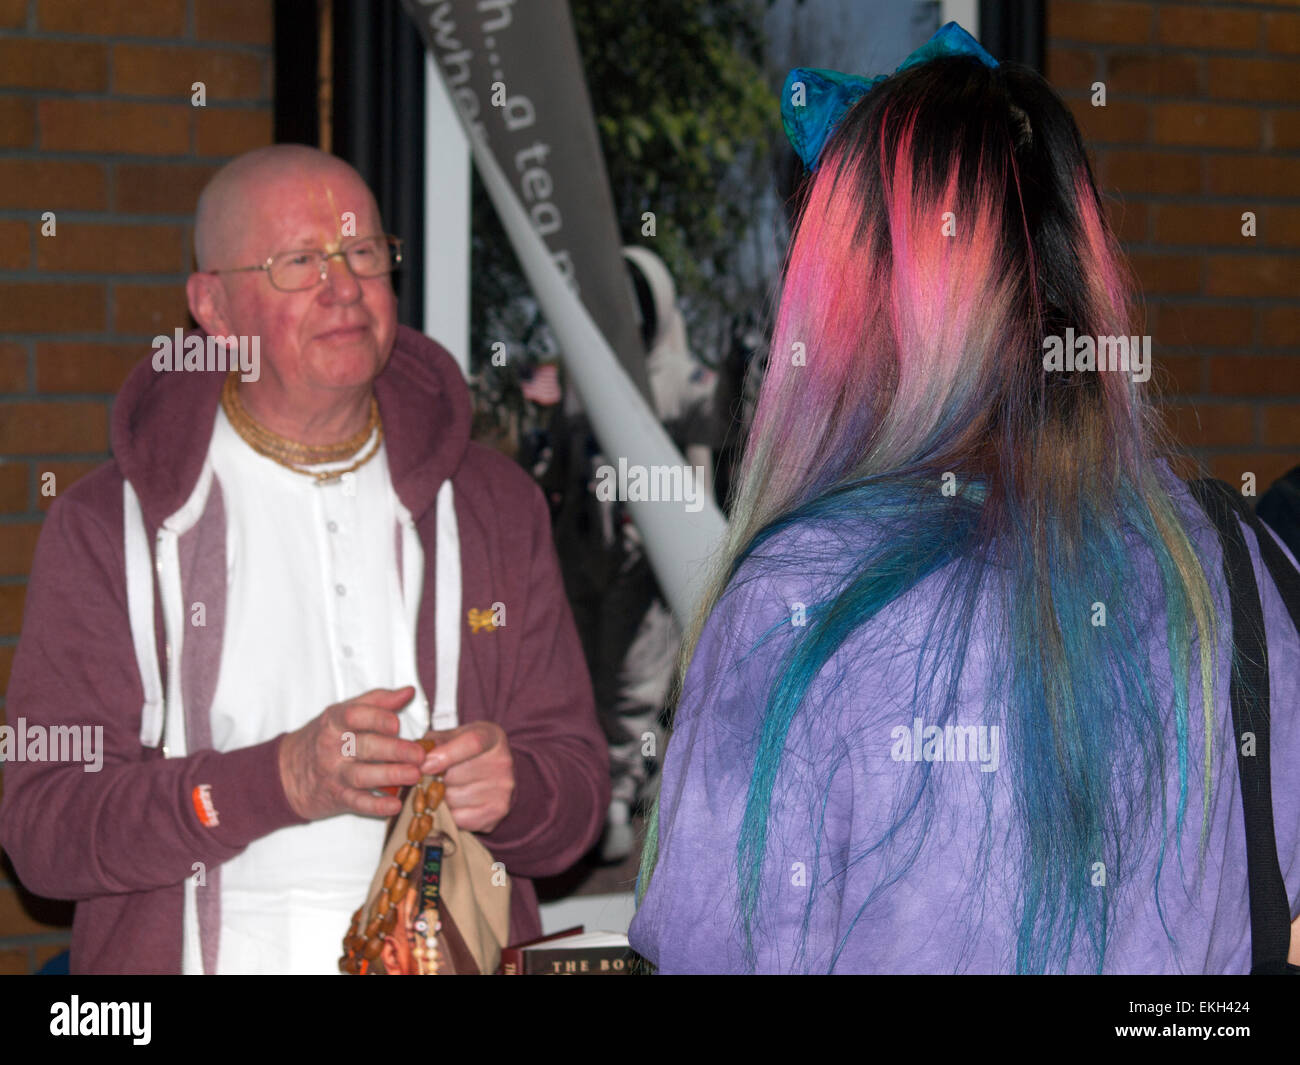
628, 27, 1300, 973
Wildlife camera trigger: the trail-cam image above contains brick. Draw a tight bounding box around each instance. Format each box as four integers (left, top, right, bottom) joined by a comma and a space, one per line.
0, 40, 107, 92
1153, 304, 1252, 347
115, 162, 218, 216
0, 221, 30, 270
37, 0, 184, 36
0, 948, 27, 975
1264, 12, 1300, 55
0, 283, 104, 334
0, 0, 26, 28
195, 107, 272, 157
1105, 197, 1147, 243
0, 342, 26, 392
0, 585, 24, 636
0, 402, 108, 455
1101, 150, 1203, 195
1258, 207, 1300, 248
1271, 110, 1300, 150
1153, 205, 1256, 246
0, 161, 106, 211
39, 100, 191, 156
1052, 1, 1153, 44
1153, 354, 1205, 395
1208, 355, 1300, 394
1262, 405, 1300, 446
0, 99, 35, 149
114, 45, 268, 101
1210, 453, 1295, 492
1152, 103, 1260, 149
0, 524, 42, 577
1106, 53, 1200, 97
1128, 252, 1200, 294
1207, 57, 1300, 104
0, 462, 26, 513
34, 461, 99, 512
1068, 97, 1149, 145
1162, 402, 1254, 448
0, 644, 13, 699
1048, 46, 1097, 90
0, 885, 72, 936
34, 460, 98, 512
112, 283, 190, 337
1158, 6, 1259, 50
1205, 255, 1297, 299
1209, 155, 1300, 196
36, 223, 185, 275
1260, 306, 1300, 347
196, 0, 273, 44
36, 342, 144, 394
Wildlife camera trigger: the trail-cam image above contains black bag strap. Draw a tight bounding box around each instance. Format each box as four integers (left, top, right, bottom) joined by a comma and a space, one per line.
1188, 478, 1299, 974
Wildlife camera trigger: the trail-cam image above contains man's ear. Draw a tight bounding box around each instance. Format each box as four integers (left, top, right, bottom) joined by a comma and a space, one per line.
186, 272, 235, 337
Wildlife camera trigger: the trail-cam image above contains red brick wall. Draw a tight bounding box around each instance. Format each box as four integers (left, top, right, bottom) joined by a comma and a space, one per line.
0, 0, 273, 974
1048, 0, 1300, 489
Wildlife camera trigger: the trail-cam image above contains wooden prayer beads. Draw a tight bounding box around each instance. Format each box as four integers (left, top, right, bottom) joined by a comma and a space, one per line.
340, 743, 447, 976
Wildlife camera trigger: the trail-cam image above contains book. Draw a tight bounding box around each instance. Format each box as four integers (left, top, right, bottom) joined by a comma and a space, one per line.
498, 927, 637, 975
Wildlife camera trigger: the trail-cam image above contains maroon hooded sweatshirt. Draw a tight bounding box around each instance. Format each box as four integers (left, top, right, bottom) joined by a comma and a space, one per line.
0, 325, 610, 973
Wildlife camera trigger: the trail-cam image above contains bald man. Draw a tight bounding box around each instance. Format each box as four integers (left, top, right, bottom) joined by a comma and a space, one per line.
0, 146, 609, 974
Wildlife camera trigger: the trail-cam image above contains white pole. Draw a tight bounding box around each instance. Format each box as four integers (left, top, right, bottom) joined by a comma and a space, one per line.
423, 62, 733, 624
423, 52, 471, 375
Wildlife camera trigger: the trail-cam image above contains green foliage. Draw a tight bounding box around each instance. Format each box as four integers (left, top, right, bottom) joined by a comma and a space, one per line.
469, 0, 778, 394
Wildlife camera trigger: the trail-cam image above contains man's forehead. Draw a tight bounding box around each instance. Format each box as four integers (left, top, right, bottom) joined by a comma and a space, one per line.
238, 171, 382, 235
193, 147, 385, 268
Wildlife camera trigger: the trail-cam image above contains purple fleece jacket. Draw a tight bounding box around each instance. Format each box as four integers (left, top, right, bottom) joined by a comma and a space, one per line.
0, 325, 609, 974
630, 476, 1300, 973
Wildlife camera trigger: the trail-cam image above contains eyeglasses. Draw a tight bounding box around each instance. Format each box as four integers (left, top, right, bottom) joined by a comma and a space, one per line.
207, 234, 403, 292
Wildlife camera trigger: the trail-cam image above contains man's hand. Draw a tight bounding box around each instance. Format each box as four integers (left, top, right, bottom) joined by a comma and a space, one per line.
278, 687, 426, 821
419, 721, 515, 834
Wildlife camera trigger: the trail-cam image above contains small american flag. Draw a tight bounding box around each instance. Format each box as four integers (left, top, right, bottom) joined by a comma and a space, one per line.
522, 363, 562, 406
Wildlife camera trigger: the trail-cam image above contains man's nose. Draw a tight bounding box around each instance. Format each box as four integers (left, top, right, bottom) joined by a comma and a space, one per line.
319, 252, 362, 302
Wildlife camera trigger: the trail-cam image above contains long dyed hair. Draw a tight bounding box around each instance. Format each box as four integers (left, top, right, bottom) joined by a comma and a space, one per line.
638, 57, 1219, 973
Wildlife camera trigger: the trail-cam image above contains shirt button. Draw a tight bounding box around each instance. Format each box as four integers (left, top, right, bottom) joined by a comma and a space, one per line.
327, 521, 338, 533
335, 583, 346, 596
342, 645, 353, 658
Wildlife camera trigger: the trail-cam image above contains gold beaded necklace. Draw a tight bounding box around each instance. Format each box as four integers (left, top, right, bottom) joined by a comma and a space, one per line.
220, 372, 383, 484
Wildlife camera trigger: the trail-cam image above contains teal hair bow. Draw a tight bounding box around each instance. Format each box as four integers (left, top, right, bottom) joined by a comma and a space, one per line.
781, 21, 998, 172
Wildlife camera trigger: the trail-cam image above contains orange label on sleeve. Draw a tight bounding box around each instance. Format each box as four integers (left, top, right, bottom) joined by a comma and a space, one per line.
192, 783, 220, 827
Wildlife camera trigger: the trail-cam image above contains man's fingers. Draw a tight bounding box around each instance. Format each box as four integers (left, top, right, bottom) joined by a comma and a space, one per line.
340, 703, 410, 739
349, 686, 416, 709
351, 731, 425, 766
343, 759, 422, 793
421, 727, 491, 773
342, 789, 405, 818
442, 779, 501, 808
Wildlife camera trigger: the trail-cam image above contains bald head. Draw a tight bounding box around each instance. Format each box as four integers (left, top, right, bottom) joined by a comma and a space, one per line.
194, 145, 382, 270
185, 144, 399, 430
